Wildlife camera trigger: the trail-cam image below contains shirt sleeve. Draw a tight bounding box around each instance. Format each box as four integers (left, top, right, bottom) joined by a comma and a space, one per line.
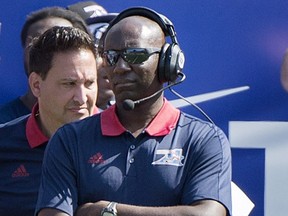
35, 125, 78, 216
181, 124, 232, 215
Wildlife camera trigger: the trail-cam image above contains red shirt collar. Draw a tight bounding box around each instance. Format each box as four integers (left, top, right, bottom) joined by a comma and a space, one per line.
101, 98, 180, 136
26, 104, 49, 148
26, 104, 98, 148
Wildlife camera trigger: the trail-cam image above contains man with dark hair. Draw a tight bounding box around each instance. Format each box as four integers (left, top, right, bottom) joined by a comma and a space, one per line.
36, 7, 232, 216
0, 26, 97, 216
0, 6, 90, 123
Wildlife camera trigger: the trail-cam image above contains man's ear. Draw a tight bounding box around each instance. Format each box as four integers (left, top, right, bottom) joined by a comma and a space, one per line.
29, 72, 41, 97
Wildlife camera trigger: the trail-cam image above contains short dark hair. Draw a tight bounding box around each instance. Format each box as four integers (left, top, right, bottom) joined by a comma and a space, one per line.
29, 26, 96, 79
21, 6, 89, 47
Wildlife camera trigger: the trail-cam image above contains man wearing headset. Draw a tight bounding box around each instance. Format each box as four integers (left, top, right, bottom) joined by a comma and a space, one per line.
36, 7, 232, 216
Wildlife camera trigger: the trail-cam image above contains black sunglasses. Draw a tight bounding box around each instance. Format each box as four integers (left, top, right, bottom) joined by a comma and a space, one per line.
103, 48, 161, 66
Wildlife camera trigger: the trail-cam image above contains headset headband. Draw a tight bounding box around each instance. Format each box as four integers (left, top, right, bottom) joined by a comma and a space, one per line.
107, 6, 178, 44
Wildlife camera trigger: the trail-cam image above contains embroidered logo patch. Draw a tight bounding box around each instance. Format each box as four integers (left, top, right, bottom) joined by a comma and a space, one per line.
12, 164, 30, 177
88, 152, 105, 164
152, 149, 184, 166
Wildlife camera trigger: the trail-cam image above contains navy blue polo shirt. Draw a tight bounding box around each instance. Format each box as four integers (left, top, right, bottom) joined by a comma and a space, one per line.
0, 97, 31, 123
0, 104, 48, 216
36, 99, 232, 215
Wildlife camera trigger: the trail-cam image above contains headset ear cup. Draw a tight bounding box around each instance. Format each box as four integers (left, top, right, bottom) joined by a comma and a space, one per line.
166, 43, 184, 82
158, 43, 185, 83
162, 43, 183, 82
158, 43, 170, 83
164, 44, 174, 82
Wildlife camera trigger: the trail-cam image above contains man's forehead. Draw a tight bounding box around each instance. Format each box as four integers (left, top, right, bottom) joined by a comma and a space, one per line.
108, 16, 163, 37
114, 16, 154, 26
105, 17, 164, 46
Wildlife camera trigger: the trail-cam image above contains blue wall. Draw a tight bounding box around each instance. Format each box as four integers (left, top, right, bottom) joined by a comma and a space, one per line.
1, 1, 288, 131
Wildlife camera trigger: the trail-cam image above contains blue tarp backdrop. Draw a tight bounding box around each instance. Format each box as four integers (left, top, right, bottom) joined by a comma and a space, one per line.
1, 1, 288, 215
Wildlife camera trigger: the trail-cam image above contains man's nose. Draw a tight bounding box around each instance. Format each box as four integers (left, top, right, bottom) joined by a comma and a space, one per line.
113, 56, 131, 74
73, 85, 88, 104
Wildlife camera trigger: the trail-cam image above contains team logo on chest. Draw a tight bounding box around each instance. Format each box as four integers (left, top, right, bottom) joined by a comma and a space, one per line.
152, 149, 184, 166
88, 152, 105, 164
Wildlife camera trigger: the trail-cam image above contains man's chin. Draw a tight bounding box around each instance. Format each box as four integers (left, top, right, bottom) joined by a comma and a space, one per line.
67, 112, 90, 122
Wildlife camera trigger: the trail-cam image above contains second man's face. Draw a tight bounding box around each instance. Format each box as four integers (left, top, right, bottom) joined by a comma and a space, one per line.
103, 18, 161, 105
33, 49, 97, 129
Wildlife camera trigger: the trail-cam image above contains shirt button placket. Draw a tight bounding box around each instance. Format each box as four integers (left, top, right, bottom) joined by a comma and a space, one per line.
129, 145, 136, 164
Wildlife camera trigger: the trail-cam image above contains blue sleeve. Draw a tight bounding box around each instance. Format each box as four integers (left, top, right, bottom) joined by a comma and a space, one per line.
182, 125, 232, 215
35, 126, 78, 216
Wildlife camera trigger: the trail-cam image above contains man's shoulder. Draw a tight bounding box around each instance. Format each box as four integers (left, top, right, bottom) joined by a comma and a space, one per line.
179, 111, 213, 126
179, 111, 225, 135
0, 97, 30, 123
0, 115, 30, 148
0, 114, 30, 131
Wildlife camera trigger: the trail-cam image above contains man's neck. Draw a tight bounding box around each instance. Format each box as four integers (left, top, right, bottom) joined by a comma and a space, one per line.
20, 89, 37, 111
117, 96, 164, 137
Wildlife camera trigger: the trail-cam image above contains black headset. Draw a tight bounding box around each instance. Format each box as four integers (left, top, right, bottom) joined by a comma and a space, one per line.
106, 7, 185, 83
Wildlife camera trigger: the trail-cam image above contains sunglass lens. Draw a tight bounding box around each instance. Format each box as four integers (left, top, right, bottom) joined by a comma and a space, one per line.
124, 49, 149, 64
106, 51, 118, 66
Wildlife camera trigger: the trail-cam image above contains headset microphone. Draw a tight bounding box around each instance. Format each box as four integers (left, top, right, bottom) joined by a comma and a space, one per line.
123, 72, 186, 111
